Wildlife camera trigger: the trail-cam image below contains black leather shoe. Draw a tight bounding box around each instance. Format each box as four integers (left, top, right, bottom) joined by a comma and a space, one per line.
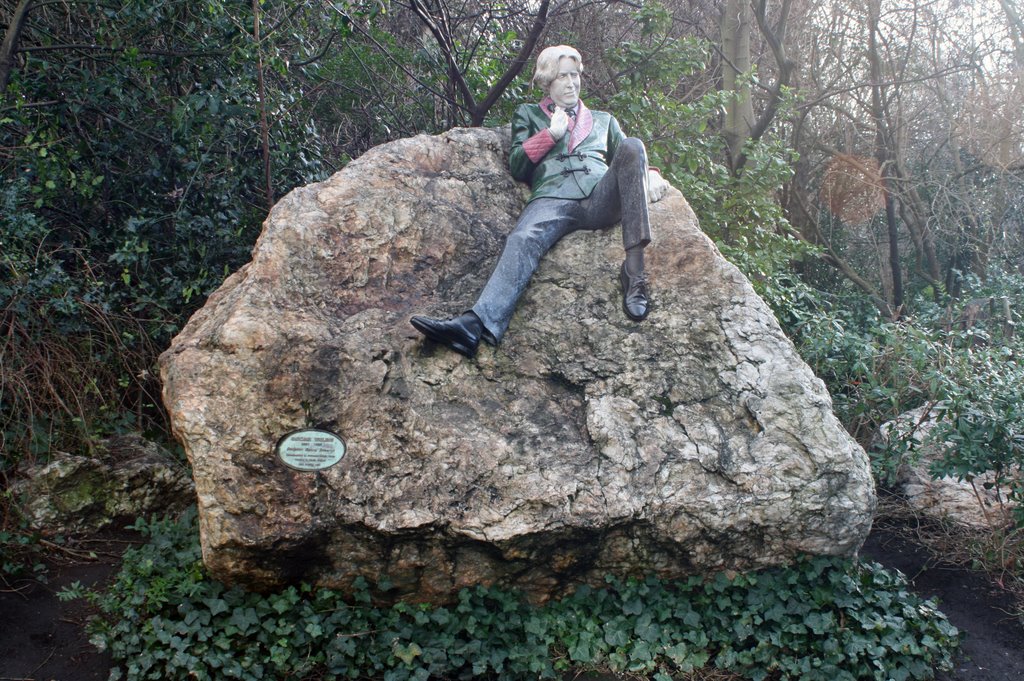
620, 263, 650, 321
410, 312, 483, 357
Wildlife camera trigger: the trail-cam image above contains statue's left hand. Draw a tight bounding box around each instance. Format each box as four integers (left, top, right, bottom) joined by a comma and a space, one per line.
648, 169, 670, 203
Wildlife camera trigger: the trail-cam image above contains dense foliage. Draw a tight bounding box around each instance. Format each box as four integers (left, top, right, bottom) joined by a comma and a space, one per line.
1, 0, 308, 460
770, 268, 1024, 528
62, 511, 960, 681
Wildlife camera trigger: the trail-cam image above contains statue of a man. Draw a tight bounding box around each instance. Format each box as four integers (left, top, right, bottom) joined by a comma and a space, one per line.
411, 45, 670, 357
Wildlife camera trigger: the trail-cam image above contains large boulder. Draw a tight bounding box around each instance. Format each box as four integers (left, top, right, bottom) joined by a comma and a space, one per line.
159, 127, 875, 601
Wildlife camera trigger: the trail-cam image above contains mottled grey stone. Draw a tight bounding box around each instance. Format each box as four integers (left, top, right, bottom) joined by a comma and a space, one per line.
12, 434, 194, 533
159, 127, 875, 601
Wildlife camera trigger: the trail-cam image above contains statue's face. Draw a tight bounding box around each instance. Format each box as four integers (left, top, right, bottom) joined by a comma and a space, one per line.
547, 57, 581, 109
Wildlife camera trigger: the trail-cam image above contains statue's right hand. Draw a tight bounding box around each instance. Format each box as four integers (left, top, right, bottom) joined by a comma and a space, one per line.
549, 108, 569, 140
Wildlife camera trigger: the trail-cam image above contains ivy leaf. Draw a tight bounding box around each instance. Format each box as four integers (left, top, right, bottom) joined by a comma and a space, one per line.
604, 624, 629, 647
392, 641, 423, 665
203, 598, 229, 616
227, 607, 259, 633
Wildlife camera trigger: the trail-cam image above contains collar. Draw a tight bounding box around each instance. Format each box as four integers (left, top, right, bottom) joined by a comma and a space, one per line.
539, 97, 593, 152
540, 96, 578, 117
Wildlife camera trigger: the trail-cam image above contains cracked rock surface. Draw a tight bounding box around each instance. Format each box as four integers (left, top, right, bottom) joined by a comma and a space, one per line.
159, 127, 875, 601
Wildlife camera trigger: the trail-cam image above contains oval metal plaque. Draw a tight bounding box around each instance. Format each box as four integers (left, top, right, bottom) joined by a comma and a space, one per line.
276, 428, 346, 471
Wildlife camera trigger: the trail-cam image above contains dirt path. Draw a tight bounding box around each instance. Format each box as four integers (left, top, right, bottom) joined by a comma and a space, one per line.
1, 524, 1022, 681
860, 525, 1024, 681
0, 543, 120, 681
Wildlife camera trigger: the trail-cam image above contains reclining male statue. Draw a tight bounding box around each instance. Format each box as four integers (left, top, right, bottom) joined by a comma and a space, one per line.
410, 44, 670, 357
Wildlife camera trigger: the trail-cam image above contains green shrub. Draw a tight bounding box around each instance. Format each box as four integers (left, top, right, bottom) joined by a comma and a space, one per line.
775, 280, 948, 448
928, 346, 1024, 526
0, 513, 49, 584
63, 510, 961, 681
0, 0, 338, 463
770, 264, 1024, 531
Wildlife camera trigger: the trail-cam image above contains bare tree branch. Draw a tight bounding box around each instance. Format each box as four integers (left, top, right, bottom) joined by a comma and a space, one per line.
410, 0, 476, 113
327, 2, 454, 110
17, 43, 227, 57
292, 32, 336, 68
737, 0, 797, 171
472, 0, 554, 125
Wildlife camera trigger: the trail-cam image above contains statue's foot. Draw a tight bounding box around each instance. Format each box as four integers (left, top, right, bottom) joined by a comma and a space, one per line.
620, 263, 650, 321
410, 312, 483, 357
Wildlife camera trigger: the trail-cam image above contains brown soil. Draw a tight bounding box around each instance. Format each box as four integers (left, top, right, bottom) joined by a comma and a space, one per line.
1, 522, 1022, 681
0, 532, 133, 681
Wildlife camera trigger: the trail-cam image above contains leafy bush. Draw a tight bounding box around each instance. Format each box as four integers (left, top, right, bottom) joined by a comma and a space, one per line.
0, 514, 49, 585
0, 182, 161, 464
928, 346, 1024, 526
0, 0, 342, 463
64, 510, 961, 681
771, 279, 945, 448
769, 263, 1024, 532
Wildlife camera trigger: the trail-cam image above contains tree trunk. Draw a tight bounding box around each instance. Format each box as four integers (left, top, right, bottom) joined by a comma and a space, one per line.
721, 0, 754, 171
0, 0, 35, 97
868, 0, 902, 314
998, 0, 1024, 68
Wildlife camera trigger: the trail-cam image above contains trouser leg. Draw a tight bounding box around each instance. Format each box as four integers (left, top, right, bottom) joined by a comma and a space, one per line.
472, 199, 575, 343
580, 137, 652, 251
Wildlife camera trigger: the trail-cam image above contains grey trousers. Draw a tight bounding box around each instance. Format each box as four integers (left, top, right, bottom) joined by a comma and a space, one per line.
472, 137, 652, 343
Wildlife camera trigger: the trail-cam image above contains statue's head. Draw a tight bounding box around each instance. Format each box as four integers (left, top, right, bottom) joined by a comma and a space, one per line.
532, 45, 583, 109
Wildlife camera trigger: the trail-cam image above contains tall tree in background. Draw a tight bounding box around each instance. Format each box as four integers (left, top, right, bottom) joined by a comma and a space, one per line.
866, 0, 903, 311
718, 0, 797, 173
720, 0, 753, 169
999, 0, 1024, 67
775, 0, 1020, 314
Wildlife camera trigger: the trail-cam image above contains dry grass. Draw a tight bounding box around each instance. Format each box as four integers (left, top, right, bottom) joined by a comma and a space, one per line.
0, 300, 164, 467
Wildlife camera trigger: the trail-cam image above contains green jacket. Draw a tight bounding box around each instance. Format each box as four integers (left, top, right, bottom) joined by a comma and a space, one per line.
508, 100, 625, 202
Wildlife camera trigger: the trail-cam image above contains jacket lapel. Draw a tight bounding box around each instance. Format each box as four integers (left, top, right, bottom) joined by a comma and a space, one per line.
567, 101, 592, 153
538, 97, 593, 153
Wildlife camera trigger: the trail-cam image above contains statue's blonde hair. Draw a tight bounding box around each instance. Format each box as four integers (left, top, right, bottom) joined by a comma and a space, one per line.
531, 45, 583, 90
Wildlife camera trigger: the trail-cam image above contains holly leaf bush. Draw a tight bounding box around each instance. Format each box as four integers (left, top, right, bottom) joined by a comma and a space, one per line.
928, 344, 1024, 526
64, 509, 961, 681
771, 266, 1024, 531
